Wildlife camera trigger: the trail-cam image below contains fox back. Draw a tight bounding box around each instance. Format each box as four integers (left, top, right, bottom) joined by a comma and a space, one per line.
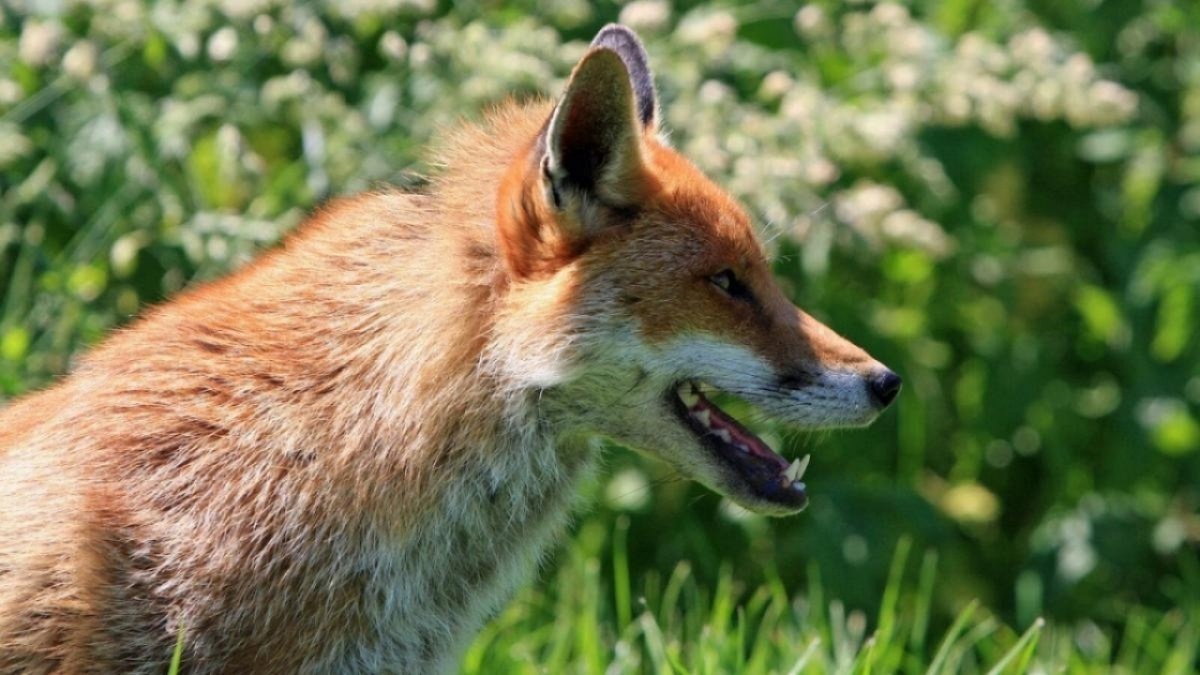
0, 26, 898, 673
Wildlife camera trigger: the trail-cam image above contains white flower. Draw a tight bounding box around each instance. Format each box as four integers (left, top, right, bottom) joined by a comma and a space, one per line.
758, 71, 793, 102
1031, 79, 1062, 120
176, 33, 200, 60
63, 41, 98, 80
871, 2, 911, 28
1087, 80, 1138, 125
218, 0, 273, 19
886, 62, 922, 91
1009, 27, 1058, 69
282, 17, 328, 67
1063, 53, 1097, 83
889, 25, 936, 60
19, 20, 63, 66
880, 210, 953, 256
619, 0, 670, 33
835, 182, 904, 228
254, 15, 274, 36
794, 5, 829, 39
856, 109, 910, 155
678, 10, 738, 54
699, 79, 732, 105
0, 80, 21, 106
207, 27, 238, 62
379, 31, 408, 62
804, 157, 839, 186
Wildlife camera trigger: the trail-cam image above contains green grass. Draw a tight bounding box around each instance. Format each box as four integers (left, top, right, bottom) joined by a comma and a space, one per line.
168, 624, 185, 675
461, 521, 1197, 674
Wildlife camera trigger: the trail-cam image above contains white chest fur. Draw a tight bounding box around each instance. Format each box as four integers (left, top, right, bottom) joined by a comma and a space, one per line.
331, 436, 595, 674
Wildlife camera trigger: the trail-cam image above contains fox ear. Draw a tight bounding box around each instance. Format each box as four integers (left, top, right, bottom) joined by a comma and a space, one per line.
588, 24, 657, 129
497, 27, 658, 279
541, 27, 657, 214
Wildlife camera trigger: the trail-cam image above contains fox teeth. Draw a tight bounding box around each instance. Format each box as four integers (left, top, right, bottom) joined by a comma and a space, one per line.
713, 429, 732, 443
678, 384, 700, 407
795, 454, 810, 480
784, 454, 810, 482
784, 459, 801, 481
691, 410, 711, 428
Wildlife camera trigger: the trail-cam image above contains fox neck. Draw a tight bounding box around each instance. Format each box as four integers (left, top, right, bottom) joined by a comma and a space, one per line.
292, 234, 588, 534
279, 123, 598, 539
343, 298, 596, 669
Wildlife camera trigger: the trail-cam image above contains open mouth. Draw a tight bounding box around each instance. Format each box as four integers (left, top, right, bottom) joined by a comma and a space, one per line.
668, 381, 809, 511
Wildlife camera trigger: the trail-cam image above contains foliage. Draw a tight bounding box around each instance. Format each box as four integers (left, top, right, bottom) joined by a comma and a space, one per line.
1, 0, 1198, 670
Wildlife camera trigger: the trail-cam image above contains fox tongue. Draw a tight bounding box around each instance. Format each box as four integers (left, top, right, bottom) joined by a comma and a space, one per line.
707, 405, 784, 469
682, 385, 787, 471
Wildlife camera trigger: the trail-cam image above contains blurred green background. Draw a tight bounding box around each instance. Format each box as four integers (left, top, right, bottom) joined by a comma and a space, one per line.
1, 0, 1197, 670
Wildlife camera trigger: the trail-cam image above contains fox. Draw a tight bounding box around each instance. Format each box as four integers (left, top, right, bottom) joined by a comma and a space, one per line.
0, 24, 900, 674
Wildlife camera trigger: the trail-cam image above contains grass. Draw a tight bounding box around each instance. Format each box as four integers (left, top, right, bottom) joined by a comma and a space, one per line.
460, 519, 1197, 675
168, 624, 185, 675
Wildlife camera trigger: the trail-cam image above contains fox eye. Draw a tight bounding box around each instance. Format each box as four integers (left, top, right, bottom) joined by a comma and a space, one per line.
709, 269, 754, 303
710, 270, 734, 292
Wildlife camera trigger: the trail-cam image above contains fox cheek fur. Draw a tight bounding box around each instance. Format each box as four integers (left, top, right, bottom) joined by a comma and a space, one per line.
0, 24, 899, 673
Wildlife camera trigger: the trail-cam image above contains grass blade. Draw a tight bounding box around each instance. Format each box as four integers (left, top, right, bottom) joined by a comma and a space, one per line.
926, 599, 978, 675
613, 515, 632, 629
168, 623, 185, 675
986, 618, 1044, 675
785, 637, 822, 675
910, 549, 938, 656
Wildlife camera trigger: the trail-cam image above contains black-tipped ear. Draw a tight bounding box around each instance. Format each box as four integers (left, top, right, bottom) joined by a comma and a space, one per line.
543, 47, 647, 209
590, 24, 657, 129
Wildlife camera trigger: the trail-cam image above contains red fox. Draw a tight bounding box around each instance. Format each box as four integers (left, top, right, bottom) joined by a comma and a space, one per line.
0, 25, 899, 673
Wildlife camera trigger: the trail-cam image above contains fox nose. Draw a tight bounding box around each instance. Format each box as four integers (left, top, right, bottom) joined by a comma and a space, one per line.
867, 370, 902, 409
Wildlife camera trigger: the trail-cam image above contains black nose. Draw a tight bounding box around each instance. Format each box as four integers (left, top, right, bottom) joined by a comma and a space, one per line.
868, 370, 902, 408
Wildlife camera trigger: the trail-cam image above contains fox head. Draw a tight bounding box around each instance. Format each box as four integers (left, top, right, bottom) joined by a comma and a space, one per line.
493, 25, 900, 516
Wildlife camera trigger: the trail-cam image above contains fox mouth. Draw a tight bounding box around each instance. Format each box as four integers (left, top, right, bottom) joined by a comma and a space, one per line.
668, 381, 809, 511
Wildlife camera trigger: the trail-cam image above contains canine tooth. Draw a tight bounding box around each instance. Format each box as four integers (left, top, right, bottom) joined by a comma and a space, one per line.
784, 459, 802, 481
713, 429, 732, 443
678, 384, 700, 407
692, 410, 711, 427
795, 454, 811, 481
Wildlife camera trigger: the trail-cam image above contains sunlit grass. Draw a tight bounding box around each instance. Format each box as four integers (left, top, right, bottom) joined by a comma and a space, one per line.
462, 521, 1197, 674
168, 623, 184, 675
